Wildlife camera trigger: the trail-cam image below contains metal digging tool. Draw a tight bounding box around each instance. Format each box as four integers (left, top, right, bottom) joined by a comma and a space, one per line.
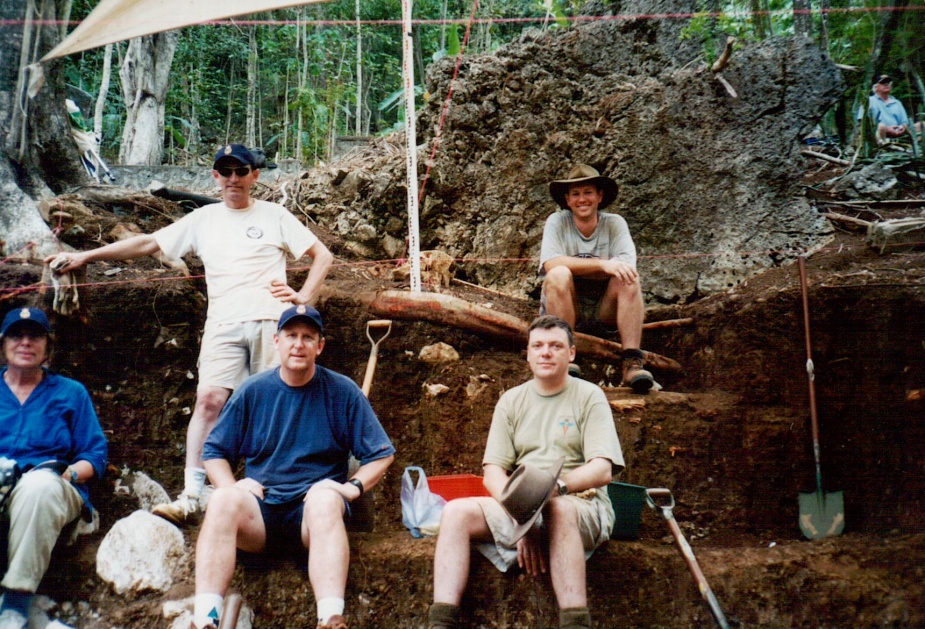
349, 319, 393, 532
646, 488, 731, 629
797, 256, 845, 540
217, 593, 242, 629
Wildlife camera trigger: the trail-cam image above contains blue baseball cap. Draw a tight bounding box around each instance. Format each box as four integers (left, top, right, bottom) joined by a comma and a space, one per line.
213, 144, 258, 169
277, 305, 323, 334
1, 307, 51, 336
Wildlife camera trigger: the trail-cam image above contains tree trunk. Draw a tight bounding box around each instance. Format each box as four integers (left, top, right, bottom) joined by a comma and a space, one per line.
0, 0, 87, 261
792, 0, 812, 39
868, 0, 909, 79
355, 0, 362, 136
749, 0, 771, 39
119, 30, 179, 165
93, 44, 113, 139
246, 25, 258, 148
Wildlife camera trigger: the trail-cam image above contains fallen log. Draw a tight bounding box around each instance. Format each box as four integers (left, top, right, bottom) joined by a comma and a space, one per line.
321, 288, 682, 374
643, 318, 693, 330
824, 212, 871, 232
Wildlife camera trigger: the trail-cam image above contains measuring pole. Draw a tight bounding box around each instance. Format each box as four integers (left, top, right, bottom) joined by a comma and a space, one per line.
401, 0, 422, 292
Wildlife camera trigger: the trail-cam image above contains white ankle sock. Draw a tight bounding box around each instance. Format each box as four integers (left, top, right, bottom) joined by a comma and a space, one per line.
193, 592, 223, 628
184, 467, 207, 498
316, 597, 345, 624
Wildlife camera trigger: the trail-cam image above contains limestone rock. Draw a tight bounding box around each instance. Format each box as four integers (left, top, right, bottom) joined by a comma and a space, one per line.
96, 510, 189, 595
130, 471, 171, 510
419, 342, 460, 364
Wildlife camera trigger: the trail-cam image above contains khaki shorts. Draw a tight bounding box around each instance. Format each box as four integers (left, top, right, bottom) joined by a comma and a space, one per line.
471, 494, 612, 572
197, 320, 280, 390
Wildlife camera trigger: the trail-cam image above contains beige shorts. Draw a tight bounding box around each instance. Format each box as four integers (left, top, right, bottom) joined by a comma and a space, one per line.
197, 320, 280, 390
472, 494, 613, 572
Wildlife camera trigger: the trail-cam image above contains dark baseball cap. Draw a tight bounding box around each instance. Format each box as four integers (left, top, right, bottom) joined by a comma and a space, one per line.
213, 144, 258, 169
874, 74, 893, 85
277, 305, 323, 334
1, 307, 51, 336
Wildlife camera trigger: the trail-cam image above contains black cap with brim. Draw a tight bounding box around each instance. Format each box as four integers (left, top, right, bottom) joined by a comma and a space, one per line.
549, 164, 618, 210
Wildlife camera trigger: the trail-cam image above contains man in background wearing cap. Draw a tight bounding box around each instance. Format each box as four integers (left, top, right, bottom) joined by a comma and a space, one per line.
539, 163, 654, 393
46, 144, 334, 525
191, 305, 394, 629
861, 74, 921, 144
427, 315, 623, 629
0, 308, 107, 629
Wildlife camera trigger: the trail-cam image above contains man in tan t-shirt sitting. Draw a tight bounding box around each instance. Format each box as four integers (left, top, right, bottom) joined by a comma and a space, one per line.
46, 144, 333, 525
426, 315, 623, 629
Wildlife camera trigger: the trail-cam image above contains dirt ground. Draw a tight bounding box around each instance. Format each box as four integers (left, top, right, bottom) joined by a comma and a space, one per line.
3, 160, 925, 628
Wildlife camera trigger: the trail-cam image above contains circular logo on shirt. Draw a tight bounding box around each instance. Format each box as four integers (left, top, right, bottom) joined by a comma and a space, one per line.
246, 226, 263, 239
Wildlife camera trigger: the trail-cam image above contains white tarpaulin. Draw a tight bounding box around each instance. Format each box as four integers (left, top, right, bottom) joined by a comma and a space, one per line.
43, 0, 330, 61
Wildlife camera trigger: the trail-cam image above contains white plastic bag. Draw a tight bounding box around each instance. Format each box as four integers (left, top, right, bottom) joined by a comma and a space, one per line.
401, 466, 447, 538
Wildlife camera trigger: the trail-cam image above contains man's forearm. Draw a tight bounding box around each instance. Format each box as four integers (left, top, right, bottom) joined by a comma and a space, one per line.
296, 243, 334, 304
558, 457, 613, 494
203, 458, 237, 488
351, 454, 393, 492
544, 256, 614, 280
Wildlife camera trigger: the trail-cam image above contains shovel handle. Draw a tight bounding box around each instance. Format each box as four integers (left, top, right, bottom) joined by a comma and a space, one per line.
217, 593, 242, 629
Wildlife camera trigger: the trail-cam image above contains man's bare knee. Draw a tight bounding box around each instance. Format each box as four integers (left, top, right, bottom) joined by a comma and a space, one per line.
203, 487, 251, 527
194, 388, 230, 421
544, 266, 574, 290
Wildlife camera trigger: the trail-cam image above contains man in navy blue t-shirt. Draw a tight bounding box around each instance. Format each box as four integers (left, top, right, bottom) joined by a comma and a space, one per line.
192, 305, 395, 629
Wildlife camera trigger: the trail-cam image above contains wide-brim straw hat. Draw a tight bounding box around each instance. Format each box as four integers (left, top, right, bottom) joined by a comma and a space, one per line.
549, 164, 618, 210
500, 457, 566, 542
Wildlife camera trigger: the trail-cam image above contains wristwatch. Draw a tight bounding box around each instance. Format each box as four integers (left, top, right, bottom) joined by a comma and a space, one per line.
68, 467, 79, 483
556, 479, 568, 496
347, 478, 365, 497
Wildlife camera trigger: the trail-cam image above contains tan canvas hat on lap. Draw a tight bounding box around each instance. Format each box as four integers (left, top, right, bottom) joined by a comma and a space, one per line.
500, 457, 566, 542
549, 164, 618, 210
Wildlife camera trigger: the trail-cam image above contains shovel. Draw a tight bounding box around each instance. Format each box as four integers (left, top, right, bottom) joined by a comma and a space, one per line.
797, 256, 845, 540
645, 488, 731, 629
349, 319, 393, 532
217, 593, 242, 629
361, 320, 393, 397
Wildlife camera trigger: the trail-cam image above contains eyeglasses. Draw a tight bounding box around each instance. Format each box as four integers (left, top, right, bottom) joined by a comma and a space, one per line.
216, 166, 252, 178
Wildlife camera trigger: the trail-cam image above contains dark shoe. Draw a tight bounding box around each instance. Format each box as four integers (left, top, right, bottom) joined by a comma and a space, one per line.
567, 363, 582, 378
317, 614, 348, 629
622, 350, 654, 393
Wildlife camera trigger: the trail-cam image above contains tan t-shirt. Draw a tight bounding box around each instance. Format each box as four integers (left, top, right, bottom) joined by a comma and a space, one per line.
482, 377, 624, 511
155, 200, 318, 325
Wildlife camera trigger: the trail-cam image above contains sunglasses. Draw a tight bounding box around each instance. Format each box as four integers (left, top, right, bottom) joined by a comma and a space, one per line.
216, 166, 253, 178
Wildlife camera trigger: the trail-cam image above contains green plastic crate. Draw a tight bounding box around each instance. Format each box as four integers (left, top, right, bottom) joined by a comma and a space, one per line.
607, 482, 647, 540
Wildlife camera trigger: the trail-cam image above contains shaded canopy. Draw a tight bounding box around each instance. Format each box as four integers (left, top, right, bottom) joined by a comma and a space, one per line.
43, 0, 329, 60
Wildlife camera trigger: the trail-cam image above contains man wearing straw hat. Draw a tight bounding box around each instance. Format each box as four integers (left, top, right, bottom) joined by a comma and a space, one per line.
45, 144, 333, 525
427, 315, 623, 629
539, 163, 654, 393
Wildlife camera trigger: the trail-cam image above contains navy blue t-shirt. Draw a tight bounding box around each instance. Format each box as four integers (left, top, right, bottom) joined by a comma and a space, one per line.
203, 365, 395, 504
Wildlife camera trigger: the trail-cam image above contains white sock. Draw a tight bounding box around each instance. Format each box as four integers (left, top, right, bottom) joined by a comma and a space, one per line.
317, 597, 345, 624
193, 592, 223, 628
184, 467, 207, 498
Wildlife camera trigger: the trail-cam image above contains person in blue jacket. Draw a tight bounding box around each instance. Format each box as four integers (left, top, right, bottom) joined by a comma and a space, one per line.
191, 305, 394, 629
0, 307, 107, 629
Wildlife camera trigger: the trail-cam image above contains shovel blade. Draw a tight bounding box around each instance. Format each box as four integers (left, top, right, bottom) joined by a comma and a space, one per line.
799, 490, 845, 539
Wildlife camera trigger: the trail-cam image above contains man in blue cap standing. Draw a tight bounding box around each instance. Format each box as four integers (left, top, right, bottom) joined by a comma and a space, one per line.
46, 144, 333, 525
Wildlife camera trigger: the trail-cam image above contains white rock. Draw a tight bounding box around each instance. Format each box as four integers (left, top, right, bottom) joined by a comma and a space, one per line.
418, 342, 459, 364
131, 472, 171, 510
423, 383, 450, 397
96, 511, 189, 594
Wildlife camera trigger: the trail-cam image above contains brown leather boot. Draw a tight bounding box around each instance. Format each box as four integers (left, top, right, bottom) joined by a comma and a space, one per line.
317, 614, 348, 629
622, 349, 654, 393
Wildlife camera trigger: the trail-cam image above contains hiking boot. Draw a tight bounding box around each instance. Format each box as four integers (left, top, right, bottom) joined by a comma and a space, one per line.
622, 350, 654, 394
567, 363, 582, 378
152, 493, 201, 526
317, 614, 348, 629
